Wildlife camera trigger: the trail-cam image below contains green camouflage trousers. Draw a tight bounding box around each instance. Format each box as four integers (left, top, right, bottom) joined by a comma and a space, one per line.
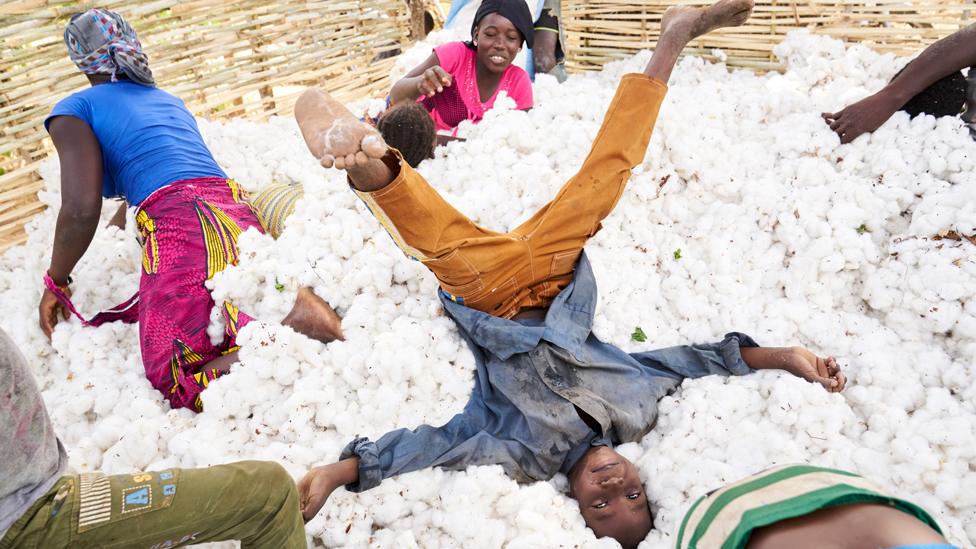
0, 461, 306, 549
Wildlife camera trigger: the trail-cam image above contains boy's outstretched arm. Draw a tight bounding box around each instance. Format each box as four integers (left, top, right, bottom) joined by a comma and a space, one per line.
296, 407, 546, 522
741, 347, 846, 393
299, 457, 359, 522
631, 333, 845, 393
823, 23, 976, 143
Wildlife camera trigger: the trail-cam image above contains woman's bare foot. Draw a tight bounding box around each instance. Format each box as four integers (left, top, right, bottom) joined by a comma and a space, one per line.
295, 88, 387, 170
660, 0, 754, 43
282, 287, 345, 343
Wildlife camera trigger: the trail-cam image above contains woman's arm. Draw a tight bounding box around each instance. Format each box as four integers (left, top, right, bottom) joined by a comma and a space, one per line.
824, 24, 976, 143
39, 116, 103, 337
47, 116, 103, 284
107, 202, 127, 229
389, 52, 453, 105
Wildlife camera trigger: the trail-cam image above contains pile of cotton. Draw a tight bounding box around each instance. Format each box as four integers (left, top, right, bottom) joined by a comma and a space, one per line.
1, 29, 974, 548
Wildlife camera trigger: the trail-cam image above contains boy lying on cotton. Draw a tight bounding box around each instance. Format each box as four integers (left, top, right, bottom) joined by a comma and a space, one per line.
294, 1, 845, 546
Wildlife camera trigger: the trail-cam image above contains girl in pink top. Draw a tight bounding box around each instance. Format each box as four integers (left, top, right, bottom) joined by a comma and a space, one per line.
390, 0, 535, 134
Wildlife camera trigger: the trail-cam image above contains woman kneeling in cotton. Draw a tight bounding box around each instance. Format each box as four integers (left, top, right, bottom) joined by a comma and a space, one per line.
38, 9, 343, 412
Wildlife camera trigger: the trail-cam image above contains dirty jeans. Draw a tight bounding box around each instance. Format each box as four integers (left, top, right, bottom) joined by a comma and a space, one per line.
0, 461, 305, 549
356, 74, 667, 318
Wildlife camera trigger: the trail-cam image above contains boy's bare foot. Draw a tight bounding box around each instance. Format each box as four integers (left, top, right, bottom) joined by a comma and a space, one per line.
283, 287, 345, 343
661, 0, 754, 43
295, 88, 387, 170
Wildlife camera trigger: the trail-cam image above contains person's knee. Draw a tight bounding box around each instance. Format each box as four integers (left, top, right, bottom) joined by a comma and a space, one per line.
253, 461, 298, 501
224, 461, 298, 514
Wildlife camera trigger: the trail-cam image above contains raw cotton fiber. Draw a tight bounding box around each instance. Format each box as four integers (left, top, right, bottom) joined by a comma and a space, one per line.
2, 30, 974, 548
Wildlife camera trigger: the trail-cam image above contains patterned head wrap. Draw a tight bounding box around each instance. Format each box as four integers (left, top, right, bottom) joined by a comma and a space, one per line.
64, 9, 155, 86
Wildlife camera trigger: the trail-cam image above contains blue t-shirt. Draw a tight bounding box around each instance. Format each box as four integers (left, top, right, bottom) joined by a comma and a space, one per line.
45, 81, 227, 205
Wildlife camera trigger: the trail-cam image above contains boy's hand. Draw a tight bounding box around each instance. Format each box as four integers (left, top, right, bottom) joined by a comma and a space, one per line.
781, 347, 846, 393
417, 66, 452, 98
298, 465, 341, 522
741, 346, 846, 393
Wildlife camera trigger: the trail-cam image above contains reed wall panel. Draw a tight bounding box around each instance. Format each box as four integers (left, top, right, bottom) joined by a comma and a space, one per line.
0, 0, 409, 250
563, 1, 972, 72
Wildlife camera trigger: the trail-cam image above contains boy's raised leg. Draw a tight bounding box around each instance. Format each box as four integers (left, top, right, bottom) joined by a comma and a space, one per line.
518, 0, 755, 253
294, 89, 394, 192
646, 0, 754, 82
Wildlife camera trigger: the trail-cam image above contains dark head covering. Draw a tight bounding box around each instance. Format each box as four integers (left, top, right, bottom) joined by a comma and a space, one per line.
470, 0, 534, 49
64, 8, 154, 86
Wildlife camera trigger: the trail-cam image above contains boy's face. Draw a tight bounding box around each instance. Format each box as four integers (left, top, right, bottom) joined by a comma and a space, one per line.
568, 446, 652, 548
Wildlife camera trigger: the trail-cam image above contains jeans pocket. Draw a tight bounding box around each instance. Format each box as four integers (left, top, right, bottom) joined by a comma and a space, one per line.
549, 250, 580, 279
425, 249, 483, 296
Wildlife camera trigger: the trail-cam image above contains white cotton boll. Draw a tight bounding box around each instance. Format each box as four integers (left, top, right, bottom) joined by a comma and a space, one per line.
207, 304, 226, 346
271, 355, 301, 385
65, 391, 95, 416
102, 430, 159, 472
91, 415, 128, 450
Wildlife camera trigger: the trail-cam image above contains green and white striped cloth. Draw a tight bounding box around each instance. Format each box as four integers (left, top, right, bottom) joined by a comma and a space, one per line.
675, 464, 943, 549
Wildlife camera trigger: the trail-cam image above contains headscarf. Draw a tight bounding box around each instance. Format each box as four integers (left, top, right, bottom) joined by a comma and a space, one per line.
470, 0, 535, 49
63, 8, 155, 86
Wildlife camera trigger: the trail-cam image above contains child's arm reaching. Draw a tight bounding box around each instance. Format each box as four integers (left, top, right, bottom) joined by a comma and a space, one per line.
630, 333, 845, 394
297, 406, 557, 522
299, 457, 360, 522
741, 346, 846, 393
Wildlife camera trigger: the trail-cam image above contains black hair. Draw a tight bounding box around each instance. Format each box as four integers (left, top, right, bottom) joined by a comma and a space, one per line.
895, 67, 967, 118
377, 103, 436, 169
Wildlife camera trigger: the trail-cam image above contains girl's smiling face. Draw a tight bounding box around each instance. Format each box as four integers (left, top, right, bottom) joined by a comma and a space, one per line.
473, 13, 523, 74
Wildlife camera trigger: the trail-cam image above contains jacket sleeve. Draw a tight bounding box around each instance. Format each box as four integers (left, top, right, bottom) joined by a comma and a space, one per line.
629, 331, 759, 381
340, 407, 544, 492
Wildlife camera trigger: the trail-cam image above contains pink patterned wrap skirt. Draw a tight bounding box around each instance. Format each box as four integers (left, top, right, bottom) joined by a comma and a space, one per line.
134, 177, 262, 411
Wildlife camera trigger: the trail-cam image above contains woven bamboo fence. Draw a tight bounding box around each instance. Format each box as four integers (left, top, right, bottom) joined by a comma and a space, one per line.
563, 1, 973, 72
0, 0, 411, 251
